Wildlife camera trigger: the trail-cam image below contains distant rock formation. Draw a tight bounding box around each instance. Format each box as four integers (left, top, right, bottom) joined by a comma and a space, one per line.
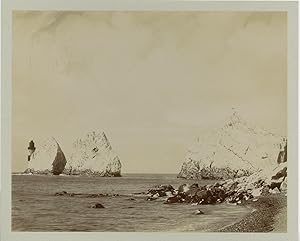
24, 138, 67, 175
178, 111, 287, 180
23, 131, 121, 176
63, 131, 122, 176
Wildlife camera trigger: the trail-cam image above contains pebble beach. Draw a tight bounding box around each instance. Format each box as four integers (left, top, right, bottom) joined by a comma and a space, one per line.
219, 193, 287, 232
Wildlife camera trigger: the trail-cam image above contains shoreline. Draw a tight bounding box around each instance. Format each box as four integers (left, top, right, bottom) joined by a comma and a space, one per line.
218, 192, 287, 232
12, 174, 287, 232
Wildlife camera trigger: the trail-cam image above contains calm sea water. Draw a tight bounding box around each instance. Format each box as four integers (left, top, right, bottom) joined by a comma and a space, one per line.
12, 174, 250, 232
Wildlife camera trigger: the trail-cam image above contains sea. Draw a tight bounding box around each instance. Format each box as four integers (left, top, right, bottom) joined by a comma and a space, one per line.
12, 174, 251, 232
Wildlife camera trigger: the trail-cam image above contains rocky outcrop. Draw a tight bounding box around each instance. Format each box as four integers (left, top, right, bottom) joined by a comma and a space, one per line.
24, 138, 67, 175
178, 111, 286, 180
54, 191, 120, 198
63, 131, 122, 176
142, 162, 288, 206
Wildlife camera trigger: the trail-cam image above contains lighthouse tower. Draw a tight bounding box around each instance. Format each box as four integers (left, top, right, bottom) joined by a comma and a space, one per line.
27, 140, 36, 162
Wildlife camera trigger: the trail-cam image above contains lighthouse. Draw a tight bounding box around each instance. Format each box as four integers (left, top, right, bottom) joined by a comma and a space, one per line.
27, 140, 36, 161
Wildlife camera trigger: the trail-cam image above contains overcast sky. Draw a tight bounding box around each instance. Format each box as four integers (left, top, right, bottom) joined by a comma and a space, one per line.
12, 11, 287, 173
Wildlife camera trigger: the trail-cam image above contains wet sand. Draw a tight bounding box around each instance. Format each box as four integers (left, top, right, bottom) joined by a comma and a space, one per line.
218, 193, 287, 232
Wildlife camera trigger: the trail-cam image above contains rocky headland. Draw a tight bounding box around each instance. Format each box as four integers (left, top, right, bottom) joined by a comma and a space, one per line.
140, 111, 288, 232
178, 112, 286, 180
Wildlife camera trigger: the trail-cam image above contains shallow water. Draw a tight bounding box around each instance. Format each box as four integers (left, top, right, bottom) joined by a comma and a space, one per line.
12, 174, 250, 232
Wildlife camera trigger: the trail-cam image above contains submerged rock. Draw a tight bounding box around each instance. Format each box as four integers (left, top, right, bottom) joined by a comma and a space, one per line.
91, 203, 105, 209
55, 191, 68, 196
193, 209, 204, 215
54, 191, 120, 198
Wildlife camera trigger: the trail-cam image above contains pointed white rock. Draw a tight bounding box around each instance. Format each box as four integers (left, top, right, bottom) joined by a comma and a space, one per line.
65, 131, 122, 176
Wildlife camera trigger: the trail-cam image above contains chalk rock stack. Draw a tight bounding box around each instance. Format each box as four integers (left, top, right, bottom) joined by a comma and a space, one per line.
178, 111, 286, 180
23, 131, 122, 176
63, 131, 122, 176
24, 137, 67, 175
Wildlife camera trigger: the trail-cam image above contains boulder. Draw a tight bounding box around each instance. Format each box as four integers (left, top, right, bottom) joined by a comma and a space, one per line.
269, 187, 281, 194
280, 177, 287, 191
268, 162, 287, 190
147, 184, 175, 197
164, 195, 185, 204
192, 190, 211, 204
251, 187, 263, 197
147, 195, 159, 201
271, 166, 287, 180
178, 184, 190, 194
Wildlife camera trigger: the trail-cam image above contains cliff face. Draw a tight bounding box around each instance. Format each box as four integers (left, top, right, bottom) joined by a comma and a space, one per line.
178, 112, 286, 180
52, 144, 67, 175
63, 131, 122, 176
24, 138, 67, 175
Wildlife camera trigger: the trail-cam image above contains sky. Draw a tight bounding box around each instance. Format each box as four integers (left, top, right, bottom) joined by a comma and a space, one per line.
12, 11, 287, 173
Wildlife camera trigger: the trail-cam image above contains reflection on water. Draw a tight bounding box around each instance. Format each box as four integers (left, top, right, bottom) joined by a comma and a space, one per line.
12, 174, 251, 232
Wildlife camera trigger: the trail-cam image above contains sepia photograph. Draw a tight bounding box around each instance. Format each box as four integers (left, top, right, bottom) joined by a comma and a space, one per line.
1, 1, 298, 240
